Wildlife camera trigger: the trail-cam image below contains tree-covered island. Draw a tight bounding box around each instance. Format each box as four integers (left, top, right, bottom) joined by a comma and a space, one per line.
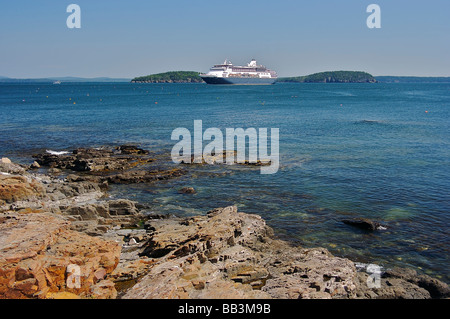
131, 71, 203, 83
277, 71, 377, 83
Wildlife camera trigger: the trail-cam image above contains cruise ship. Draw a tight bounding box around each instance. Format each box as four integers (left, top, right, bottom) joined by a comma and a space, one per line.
200, 59, 277, 85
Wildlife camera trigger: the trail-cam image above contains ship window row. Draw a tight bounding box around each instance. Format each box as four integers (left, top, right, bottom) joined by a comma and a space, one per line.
232, 68, 258, 72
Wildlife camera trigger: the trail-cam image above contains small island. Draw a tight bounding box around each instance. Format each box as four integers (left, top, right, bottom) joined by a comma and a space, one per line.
131, 71, 203, 83
277, 71, 377, 83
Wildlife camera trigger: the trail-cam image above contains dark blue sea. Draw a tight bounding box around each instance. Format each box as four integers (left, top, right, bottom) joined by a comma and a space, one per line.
1, 82, 449, 282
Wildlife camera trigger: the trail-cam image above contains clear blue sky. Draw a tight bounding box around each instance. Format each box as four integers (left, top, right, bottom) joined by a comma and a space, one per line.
1, 0, 449, 78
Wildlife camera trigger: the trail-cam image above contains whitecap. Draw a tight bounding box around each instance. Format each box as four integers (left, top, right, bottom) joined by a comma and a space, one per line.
46, 150, 70, 156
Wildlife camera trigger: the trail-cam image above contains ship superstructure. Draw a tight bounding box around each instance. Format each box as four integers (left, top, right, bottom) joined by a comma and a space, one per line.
200, 59, 277, 85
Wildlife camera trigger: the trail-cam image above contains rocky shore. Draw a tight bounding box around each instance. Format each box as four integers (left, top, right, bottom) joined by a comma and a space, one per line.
0, 147, 448, 299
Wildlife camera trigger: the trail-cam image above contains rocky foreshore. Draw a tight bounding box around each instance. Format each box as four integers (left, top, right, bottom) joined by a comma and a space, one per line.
0, 147, 448, 299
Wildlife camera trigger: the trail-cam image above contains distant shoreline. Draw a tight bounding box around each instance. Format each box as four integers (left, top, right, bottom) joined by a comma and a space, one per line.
1, 74, 450, 84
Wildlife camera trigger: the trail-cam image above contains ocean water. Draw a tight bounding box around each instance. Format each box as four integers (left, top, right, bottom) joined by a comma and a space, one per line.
1, 82, 449, 282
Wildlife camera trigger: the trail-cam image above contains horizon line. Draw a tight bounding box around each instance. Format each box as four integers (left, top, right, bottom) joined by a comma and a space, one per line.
2, 74, 450, 80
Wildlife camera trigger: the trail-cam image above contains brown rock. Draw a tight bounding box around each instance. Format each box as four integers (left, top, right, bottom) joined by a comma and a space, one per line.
0, 175, 46, 204
89, 280, 117, 299
0, 212, 121, 299
46, 291, 81, 299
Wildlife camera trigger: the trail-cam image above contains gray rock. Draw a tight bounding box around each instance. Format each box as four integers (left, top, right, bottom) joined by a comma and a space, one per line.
384, 267, 450, 298
0, 161, 26, 175
108, 199, 139, 216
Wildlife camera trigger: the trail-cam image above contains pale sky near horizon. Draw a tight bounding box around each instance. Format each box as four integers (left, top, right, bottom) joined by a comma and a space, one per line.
1, 0, 449, 78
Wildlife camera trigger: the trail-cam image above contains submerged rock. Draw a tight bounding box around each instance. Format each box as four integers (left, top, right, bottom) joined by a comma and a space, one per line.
178, 187, 196, 194
342, 218, 386, 231
105, 168, 186, 184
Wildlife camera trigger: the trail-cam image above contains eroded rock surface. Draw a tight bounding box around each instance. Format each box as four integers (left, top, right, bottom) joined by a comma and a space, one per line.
0, 212, 120, 299
121, 206, 353, 299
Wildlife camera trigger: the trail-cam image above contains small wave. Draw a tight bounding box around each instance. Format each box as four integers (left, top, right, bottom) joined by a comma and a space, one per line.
46, 150, 70, 155
354, 120, 384, 125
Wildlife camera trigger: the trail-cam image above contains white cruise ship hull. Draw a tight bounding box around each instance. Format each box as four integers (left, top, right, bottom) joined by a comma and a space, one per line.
200, 75, 276, 85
